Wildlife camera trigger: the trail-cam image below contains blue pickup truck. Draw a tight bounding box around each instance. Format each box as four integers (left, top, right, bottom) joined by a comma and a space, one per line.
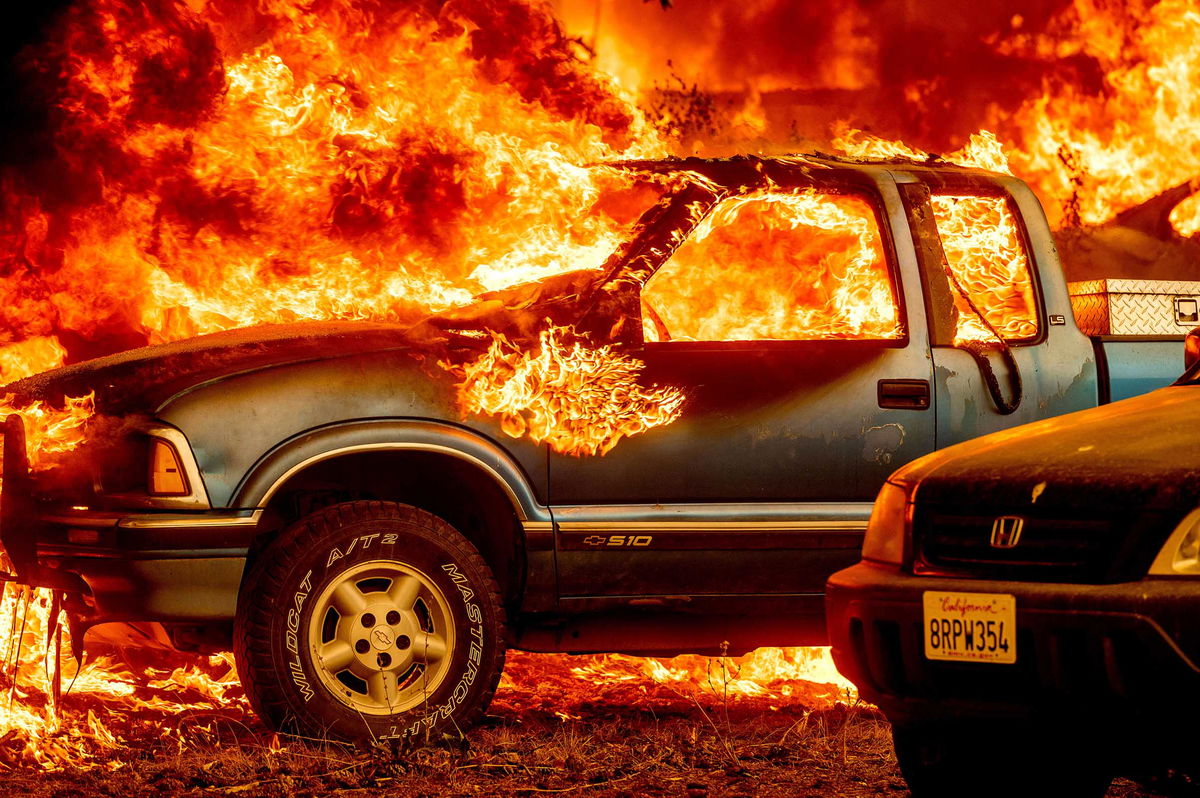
0, 154, 1188, 742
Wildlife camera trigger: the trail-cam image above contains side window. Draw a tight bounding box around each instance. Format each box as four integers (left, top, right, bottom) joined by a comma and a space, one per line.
640, 191, 903, 343
929, 195, 1040, 343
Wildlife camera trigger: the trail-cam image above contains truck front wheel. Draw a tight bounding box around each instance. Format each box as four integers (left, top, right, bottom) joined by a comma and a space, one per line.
234, 501, 507, 743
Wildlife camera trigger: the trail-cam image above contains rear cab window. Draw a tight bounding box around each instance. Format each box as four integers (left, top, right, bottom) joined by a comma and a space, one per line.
929, 194, 1041, 344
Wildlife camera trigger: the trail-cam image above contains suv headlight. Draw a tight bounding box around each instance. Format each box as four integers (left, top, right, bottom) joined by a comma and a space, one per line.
862, 479, 915, 566
1149, 509, 1200, 576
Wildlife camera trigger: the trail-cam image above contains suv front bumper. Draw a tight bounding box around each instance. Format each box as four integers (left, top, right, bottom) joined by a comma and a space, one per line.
826, 562, 1200, 725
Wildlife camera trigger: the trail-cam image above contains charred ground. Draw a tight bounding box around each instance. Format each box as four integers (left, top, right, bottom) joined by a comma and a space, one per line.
0, 648, 1184, 798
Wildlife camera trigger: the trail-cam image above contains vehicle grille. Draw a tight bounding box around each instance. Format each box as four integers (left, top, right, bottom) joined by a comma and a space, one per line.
914, 505, 1163, 583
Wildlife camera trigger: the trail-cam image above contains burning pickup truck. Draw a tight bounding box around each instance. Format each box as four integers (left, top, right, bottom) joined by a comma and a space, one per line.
0, 154, 1190, 742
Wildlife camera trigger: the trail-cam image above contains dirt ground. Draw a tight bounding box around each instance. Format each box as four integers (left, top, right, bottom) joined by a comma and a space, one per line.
0, 650, 1187, 798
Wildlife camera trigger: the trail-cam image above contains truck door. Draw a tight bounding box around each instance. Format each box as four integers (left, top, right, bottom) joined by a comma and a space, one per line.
549, 180, 937, 599
899, 176, 1097, 449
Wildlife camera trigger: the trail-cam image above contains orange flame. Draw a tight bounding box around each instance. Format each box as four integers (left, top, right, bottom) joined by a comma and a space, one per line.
1170, 192, 1200, 238
5, 0, 1196, 761
453, 327, 685, 457
930, 195, 1040, 343
0, 584, 245, 769
830, 132, 1037, 343
1005, 0, 1200, 230
833, 125, 1014, 175
0, 0, 667, 367
572, 647, 855, 701
642, 189, 902, 342
495, 647, 855, 722
0, 394, 96, 472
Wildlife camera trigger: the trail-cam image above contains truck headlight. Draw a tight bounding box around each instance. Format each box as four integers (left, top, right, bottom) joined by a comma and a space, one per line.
1149, 509, 1200, 576
862, 479, 915, 566
149, 438, 189, 496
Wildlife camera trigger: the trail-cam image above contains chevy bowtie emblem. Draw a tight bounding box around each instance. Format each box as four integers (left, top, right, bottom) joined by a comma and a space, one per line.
990, 516, 1025, 548
582, 535, 607, 546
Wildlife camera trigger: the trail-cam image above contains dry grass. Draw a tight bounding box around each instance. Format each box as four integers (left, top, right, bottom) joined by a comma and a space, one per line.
6, 702, 903, 797
0, 648, 1183, 797
0, 700, 1178, 798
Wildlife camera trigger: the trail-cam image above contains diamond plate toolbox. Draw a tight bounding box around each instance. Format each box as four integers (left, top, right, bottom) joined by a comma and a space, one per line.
1068, 279, 1200, 336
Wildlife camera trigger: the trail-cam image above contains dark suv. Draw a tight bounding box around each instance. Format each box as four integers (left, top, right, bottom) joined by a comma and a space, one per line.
826, 332, 1200, 797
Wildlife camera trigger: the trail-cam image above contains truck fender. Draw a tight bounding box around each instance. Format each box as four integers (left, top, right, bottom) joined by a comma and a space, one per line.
230, 419, 544, 521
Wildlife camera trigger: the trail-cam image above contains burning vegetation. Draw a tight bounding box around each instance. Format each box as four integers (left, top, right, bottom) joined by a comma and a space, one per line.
0, 0, 1195, 776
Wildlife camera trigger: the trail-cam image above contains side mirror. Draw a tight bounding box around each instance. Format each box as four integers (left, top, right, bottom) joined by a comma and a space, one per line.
1187, 327, 1200, 371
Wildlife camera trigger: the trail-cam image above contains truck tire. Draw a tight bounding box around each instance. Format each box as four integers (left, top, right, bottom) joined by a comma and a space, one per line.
891, 722, 1114, 798
234, 501, 507, 743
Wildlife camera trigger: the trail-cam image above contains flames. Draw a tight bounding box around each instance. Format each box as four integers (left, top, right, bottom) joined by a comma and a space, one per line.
498, 648, 854, 721
0, 584, 245, 769
0, 0, 666, 377
832, 126, 1014, 176
0, 394, 96, 472
567, 647, 853, 706
832, 130, 1039, 343
642, 190, 901, 342
930, 195, 1039, 344
1006, 0, 1200, 231
453, 326, 685, 457
0, 0, 1195, 768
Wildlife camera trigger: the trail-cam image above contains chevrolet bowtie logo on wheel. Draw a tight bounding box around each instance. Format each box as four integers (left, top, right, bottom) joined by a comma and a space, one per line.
990, 516, 1025, 548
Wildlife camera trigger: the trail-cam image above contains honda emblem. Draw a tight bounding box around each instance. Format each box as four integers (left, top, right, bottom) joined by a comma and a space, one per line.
990, 516, 1025, 548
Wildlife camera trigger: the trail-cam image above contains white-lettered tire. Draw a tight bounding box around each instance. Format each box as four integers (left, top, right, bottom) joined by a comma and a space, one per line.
234, 501, 507, 743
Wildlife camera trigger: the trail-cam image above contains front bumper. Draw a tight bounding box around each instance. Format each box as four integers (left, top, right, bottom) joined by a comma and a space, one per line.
827, 562, 1200, 725
16, 508, 258, 622
1, 413, 255, 623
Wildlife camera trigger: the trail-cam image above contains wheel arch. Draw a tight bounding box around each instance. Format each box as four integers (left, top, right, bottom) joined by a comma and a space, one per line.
233, 419, 542, 515
234, 420, 547, 608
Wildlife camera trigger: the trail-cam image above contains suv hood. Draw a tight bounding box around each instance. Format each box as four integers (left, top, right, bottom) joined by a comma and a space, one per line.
6, 322, 420, 415
906, 385, 1200, 514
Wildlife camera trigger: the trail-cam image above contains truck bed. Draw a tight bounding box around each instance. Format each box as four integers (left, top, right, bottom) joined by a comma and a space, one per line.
1093, 336, 1187, 403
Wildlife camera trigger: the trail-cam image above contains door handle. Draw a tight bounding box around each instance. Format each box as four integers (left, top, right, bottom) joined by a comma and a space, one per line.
878, 379, 931, 410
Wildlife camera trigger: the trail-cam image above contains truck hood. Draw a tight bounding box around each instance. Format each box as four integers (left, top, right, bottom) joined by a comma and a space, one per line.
3, 268, 607, 417
6, 322, 420, 415
904, 385, 1200, 514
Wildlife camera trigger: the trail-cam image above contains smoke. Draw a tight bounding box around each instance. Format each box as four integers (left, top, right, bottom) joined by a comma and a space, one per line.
563, 0, 1120, 149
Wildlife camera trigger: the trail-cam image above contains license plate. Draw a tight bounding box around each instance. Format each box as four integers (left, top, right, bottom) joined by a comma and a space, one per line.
923, 591, 1016, 664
